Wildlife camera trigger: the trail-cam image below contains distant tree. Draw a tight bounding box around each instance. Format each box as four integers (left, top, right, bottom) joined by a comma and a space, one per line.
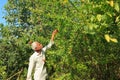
0, 0, 120, 80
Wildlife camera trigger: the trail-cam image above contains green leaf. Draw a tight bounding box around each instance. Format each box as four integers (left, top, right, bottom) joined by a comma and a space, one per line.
96, 14, 102, 22
114, 2, 119, 12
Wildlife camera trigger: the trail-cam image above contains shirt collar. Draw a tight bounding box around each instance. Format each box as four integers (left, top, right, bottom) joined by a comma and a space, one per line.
34, 51, 42, 56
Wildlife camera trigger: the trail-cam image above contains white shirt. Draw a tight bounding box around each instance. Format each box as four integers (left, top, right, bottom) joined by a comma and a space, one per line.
27, 41, 54, 80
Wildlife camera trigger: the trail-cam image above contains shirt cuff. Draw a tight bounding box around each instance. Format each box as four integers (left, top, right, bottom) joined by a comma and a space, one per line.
50, 40, 54, 45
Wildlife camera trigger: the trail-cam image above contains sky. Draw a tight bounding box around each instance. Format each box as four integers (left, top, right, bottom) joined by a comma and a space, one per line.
0, 0, 7, 25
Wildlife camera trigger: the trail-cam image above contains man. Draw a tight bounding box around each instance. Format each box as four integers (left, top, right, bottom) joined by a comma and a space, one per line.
26, 29, 58, 80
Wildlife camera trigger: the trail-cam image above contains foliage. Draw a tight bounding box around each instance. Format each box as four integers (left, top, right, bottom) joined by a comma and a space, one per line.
0, 0, 120, 80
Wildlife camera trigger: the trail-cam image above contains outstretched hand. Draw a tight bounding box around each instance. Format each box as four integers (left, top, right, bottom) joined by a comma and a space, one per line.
51, 29, 58, 41
52, 29, 58, 35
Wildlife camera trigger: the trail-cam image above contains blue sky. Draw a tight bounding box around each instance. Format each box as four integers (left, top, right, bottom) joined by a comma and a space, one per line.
0, 0, 7, 25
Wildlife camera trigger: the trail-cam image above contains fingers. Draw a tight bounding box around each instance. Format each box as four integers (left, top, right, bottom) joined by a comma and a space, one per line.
55, 29, 58, 32
53, 29, 58, 34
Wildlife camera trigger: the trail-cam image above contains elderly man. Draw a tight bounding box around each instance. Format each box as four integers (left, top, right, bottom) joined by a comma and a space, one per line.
26, 29, 58, 80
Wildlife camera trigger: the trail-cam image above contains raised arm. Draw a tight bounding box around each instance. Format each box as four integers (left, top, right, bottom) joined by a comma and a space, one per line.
42, 29, 58, 51
51, 29, 58, 41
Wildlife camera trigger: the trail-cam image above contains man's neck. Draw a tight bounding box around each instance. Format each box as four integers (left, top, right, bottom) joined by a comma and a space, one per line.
35, 50, 41, 53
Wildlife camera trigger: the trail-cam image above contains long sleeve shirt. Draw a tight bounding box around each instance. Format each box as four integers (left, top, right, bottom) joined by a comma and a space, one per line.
27, 40, 54, 80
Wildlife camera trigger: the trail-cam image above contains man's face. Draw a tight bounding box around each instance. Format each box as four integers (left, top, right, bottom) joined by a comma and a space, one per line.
35, 42, 43, 51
